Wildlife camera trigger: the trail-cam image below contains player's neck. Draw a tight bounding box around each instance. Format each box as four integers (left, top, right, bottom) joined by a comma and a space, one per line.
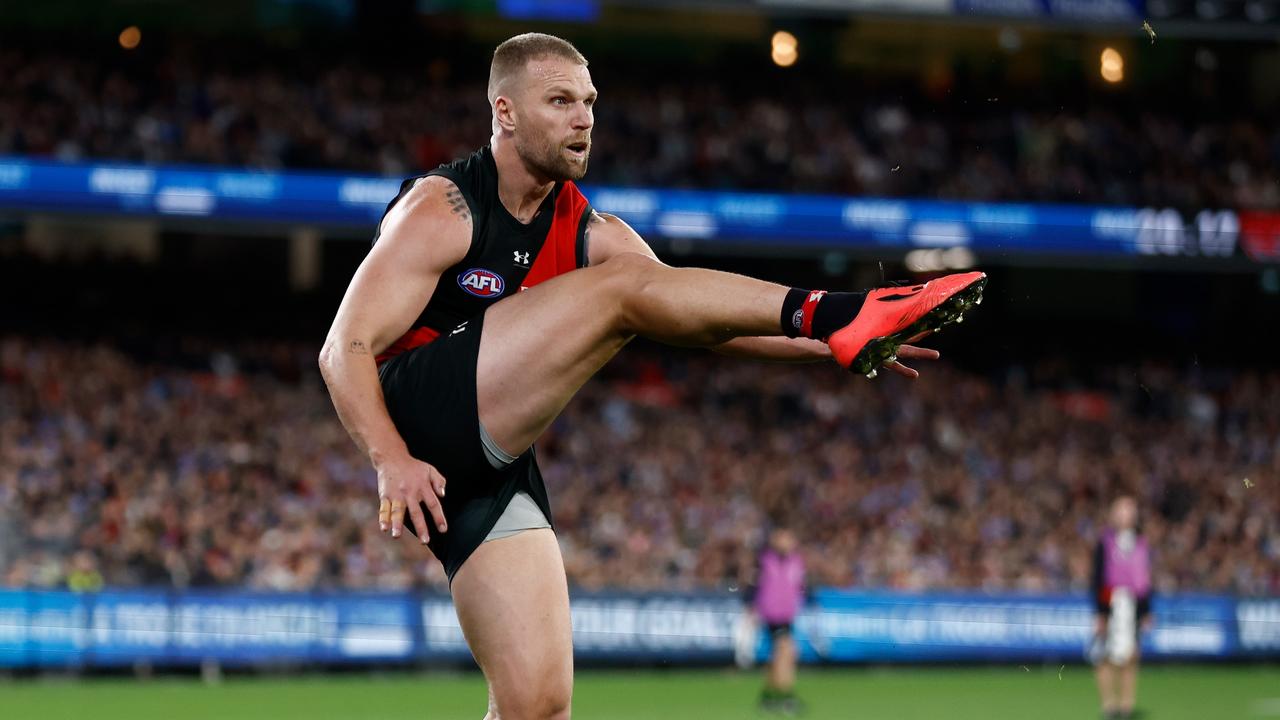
491, 135, 556, 224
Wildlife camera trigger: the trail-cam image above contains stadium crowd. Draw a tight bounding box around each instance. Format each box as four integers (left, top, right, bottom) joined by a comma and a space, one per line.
1, 336, 1276, 596
2, 46, 1278, 210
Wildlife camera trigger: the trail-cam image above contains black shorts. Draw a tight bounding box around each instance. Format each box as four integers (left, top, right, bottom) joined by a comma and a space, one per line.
766, 622, 794, 638
377, 311, 554, 581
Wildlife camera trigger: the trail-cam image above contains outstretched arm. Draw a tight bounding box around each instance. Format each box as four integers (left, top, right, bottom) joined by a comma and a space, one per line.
583, 210, 939, 376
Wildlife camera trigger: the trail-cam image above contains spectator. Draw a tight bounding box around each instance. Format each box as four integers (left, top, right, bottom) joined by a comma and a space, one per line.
0, 46, 1276, 209
66, 550, 104, 593
1, 335, 1276, 595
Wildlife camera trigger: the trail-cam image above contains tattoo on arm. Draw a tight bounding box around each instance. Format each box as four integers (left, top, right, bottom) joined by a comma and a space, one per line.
445, 188, 470, 222
584, 210, 607, 265
348, 340, 370, 355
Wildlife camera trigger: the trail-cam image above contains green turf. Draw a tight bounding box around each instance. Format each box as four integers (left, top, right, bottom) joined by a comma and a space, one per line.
1, 665, 1276, 719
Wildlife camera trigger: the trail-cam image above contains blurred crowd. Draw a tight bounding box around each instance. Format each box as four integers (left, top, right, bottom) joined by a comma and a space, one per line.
2, 46, 1278, 210
2, 336, 1276, 596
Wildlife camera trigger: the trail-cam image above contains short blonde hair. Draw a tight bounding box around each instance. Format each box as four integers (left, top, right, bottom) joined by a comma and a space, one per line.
488, 33, 588, 103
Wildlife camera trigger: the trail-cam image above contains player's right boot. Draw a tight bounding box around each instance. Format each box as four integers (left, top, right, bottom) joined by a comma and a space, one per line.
827, 271, 987, 378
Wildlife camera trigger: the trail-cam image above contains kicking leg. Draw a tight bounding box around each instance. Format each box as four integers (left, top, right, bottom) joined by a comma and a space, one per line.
476, 252, 789, 455
477, 252, 984, 454
452, 528, 572, 720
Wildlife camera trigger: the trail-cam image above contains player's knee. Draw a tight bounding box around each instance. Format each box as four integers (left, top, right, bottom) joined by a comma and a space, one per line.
492, 697, 570, 720
493, 680, 571, 720
598, 252, 663, 329
599, 251, 661, 289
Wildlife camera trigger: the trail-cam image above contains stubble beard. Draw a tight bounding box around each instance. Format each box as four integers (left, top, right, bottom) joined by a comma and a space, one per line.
518, 133, 590, 182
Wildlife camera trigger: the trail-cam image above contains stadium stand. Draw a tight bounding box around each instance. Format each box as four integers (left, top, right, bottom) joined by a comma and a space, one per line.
1, 45, 1277, 209
3, 335, 1275, 595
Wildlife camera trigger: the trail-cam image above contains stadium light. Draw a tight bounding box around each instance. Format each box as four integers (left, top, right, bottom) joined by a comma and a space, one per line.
1100, 47, 1124, 83
771, 31, 798, 68
119, 26, 141, 50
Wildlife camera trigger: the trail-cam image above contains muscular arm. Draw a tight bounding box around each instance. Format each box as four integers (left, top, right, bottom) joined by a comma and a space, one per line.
583, 210, 829, 362
318, 176, 471, 535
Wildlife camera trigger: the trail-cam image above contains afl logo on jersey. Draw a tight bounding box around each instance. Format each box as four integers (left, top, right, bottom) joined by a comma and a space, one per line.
458, 268, 506, 298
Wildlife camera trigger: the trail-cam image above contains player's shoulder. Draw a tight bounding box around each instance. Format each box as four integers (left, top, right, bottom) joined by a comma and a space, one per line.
579, 207, 629, 238
374, 175, 473, 268
425, 145, 492, 205
387, 175, 473, 229
582, 208, 656, 265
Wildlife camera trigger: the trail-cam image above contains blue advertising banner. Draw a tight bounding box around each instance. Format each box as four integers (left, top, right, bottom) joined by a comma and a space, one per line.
1237, 599, 1280, 655
0, 590, 26, 667
0, 157, 1255, 261
420, 593, 743, 662
0, 588, 1273, 668
782, 591, 1238, 663
24, 591, 88, 667
85, 590, 172, 666
0, 590, 420, 668
955, 0, 1144, 20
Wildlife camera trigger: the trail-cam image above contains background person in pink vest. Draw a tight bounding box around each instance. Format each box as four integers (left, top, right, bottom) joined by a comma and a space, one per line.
748, 525, 808, 715
1090, 495, 1154, 720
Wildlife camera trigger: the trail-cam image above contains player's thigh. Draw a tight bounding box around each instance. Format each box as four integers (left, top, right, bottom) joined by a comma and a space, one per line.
476, 256, 650, 455
452, 528, 573, 720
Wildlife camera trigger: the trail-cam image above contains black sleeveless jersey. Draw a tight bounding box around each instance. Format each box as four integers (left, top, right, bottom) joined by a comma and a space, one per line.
373, 145, 594, 363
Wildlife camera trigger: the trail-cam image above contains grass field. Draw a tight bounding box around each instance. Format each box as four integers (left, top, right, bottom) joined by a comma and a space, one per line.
1, 665, 1277, 719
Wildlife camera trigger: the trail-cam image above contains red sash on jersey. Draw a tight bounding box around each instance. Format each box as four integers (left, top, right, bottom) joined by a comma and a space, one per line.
520, 180, 589, 291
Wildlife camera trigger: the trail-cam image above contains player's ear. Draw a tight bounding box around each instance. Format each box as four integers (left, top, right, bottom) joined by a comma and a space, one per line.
493, 95, 518, 133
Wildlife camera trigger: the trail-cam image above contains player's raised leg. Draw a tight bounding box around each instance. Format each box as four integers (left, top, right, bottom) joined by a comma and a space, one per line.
452, 529, 572, 720
463, 253, 983, 718
476, 250, 984, 458
476, 251, 787, 456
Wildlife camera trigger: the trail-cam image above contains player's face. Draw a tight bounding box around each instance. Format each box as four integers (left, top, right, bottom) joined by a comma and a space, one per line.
1111, 498, 1137, 530
771, 529, 797, 554
515, 57, 596, 181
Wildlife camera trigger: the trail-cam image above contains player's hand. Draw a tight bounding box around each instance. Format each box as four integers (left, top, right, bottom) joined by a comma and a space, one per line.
1094, 615, 1108, 637
375, 453, 448, 540
1141, 615, 1155, 632
883, 331, 941, 379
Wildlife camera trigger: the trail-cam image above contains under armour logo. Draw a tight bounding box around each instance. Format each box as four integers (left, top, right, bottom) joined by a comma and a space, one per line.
513, 251, 531, 266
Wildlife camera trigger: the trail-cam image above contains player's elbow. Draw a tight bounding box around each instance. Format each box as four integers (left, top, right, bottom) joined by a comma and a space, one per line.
318, 333, 379, 381
317, 338, 340, 380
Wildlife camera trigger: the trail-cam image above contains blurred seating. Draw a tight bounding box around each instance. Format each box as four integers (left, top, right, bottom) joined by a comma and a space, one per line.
1, 47, 1277, 209
2, 336, 1275, 595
